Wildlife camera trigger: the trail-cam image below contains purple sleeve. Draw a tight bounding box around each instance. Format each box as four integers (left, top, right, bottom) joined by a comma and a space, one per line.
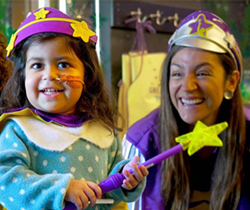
237, 195, 250, 210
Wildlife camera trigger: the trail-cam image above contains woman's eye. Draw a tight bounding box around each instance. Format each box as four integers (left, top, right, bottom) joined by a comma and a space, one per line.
197, 71, 210, 76
58, 62, 70, 69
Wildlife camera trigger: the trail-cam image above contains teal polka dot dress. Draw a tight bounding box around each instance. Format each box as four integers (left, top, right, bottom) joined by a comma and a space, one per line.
0, 116, 145, 210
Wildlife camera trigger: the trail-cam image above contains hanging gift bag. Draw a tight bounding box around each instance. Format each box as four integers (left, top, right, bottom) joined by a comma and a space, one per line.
117, 54, 132, 140
117, 17, 167, 139
127, 52, 166, 127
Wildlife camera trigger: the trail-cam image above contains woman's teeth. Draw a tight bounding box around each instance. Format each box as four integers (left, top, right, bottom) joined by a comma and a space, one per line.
181, 98, 203, 105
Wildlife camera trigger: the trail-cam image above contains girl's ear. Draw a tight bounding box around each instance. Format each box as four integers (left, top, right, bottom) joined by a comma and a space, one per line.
226, 70, 240, 92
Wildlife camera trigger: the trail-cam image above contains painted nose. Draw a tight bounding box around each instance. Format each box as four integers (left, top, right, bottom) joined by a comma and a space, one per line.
42, 67, 59, 81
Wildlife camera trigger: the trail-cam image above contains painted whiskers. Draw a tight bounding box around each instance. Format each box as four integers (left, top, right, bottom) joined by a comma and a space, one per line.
54, 75, 84, 88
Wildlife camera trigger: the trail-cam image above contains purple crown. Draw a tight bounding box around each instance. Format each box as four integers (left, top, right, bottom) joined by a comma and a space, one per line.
168, 10, 242, 75
6, 7, 98, 57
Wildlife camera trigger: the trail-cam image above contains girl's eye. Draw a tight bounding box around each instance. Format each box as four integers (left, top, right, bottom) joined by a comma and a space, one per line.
31, 63, 43, 69
170, 72, 182, 77
58, 62, 70, 69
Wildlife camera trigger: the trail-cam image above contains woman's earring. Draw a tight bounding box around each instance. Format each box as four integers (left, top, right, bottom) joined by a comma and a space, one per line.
224, 90, 234, 100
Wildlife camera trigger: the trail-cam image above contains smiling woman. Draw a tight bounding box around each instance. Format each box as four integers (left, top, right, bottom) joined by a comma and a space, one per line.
122, 10, 249, 210
169, 48, 239, 126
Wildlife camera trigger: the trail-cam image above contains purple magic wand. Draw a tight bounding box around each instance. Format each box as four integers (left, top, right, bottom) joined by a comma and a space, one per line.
63, 144, 183, 210
63, 121, 228, 210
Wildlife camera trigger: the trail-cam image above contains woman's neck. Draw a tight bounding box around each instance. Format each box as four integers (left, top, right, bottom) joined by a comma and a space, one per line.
197, 146, 217, 160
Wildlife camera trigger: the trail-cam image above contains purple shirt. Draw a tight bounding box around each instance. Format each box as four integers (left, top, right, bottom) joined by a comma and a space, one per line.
125, 108, 250, 209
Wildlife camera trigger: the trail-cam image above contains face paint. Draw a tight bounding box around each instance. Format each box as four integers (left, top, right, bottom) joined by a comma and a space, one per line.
54, 74, 84, 88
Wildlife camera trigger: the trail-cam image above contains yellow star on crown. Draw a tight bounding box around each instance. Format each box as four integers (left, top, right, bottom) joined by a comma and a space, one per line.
71, 21, 95, 43
175, 121, 228, 156
188, 14, 213, 38
224, 32, 236, 49
6, 33, 17, 57
34, 8, 50, 20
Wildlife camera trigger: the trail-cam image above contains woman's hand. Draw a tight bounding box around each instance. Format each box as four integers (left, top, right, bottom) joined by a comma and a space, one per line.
65, 180, 102, 210
121, 156, 149, 190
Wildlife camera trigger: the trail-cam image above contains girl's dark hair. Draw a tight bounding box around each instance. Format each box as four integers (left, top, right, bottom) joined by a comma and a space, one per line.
1, 33, 122, 133
0, 33, 12, 92
159, 46, 245, 209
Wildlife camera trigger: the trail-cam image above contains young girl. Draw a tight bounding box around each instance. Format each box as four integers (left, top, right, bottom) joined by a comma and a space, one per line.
0, 7, 148, 210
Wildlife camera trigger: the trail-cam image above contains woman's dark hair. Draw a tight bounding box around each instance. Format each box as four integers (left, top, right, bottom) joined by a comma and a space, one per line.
1, 33, 122, 133
159, 45, 245, 209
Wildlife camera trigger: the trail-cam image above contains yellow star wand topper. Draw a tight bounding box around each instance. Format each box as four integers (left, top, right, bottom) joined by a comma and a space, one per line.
176, 121, 228, 156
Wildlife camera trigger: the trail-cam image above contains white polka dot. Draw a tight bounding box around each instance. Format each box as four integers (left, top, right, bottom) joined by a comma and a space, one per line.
21, 153, 27, 158
78, 155, 83, 161
43, 160, 48, 166
80, 177, 85, 181
0, 186, 5, 190
60, 188, 66, 194
30, 199, 35, 204
117, 150, 122, 155
26, 173, 31, 177
33, 151, 38, 156
13, 143, 18, 147
111, 151, 116, 157
19, 189, 25, 195
9, 197, 14, 202
108, 164, 111, 169
5, 133, 9, 138
68, 146, 73, 150
12, 177, 17, 183
60, 156, 66, 162
86, 144, 90, 150
70, 167, 76, 173
88, 166, 93, 173
21, 208, 25, 210
52, 170, 57, 174
95, 156, 99, 162
0, 202, 5, 206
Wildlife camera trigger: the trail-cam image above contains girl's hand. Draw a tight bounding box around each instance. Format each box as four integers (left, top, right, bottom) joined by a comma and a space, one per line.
121, 156, 149, 190
65, 180, 102, 210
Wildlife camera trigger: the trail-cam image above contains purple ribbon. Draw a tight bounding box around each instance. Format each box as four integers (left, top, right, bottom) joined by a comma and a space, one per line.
124, 17, 156, 52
